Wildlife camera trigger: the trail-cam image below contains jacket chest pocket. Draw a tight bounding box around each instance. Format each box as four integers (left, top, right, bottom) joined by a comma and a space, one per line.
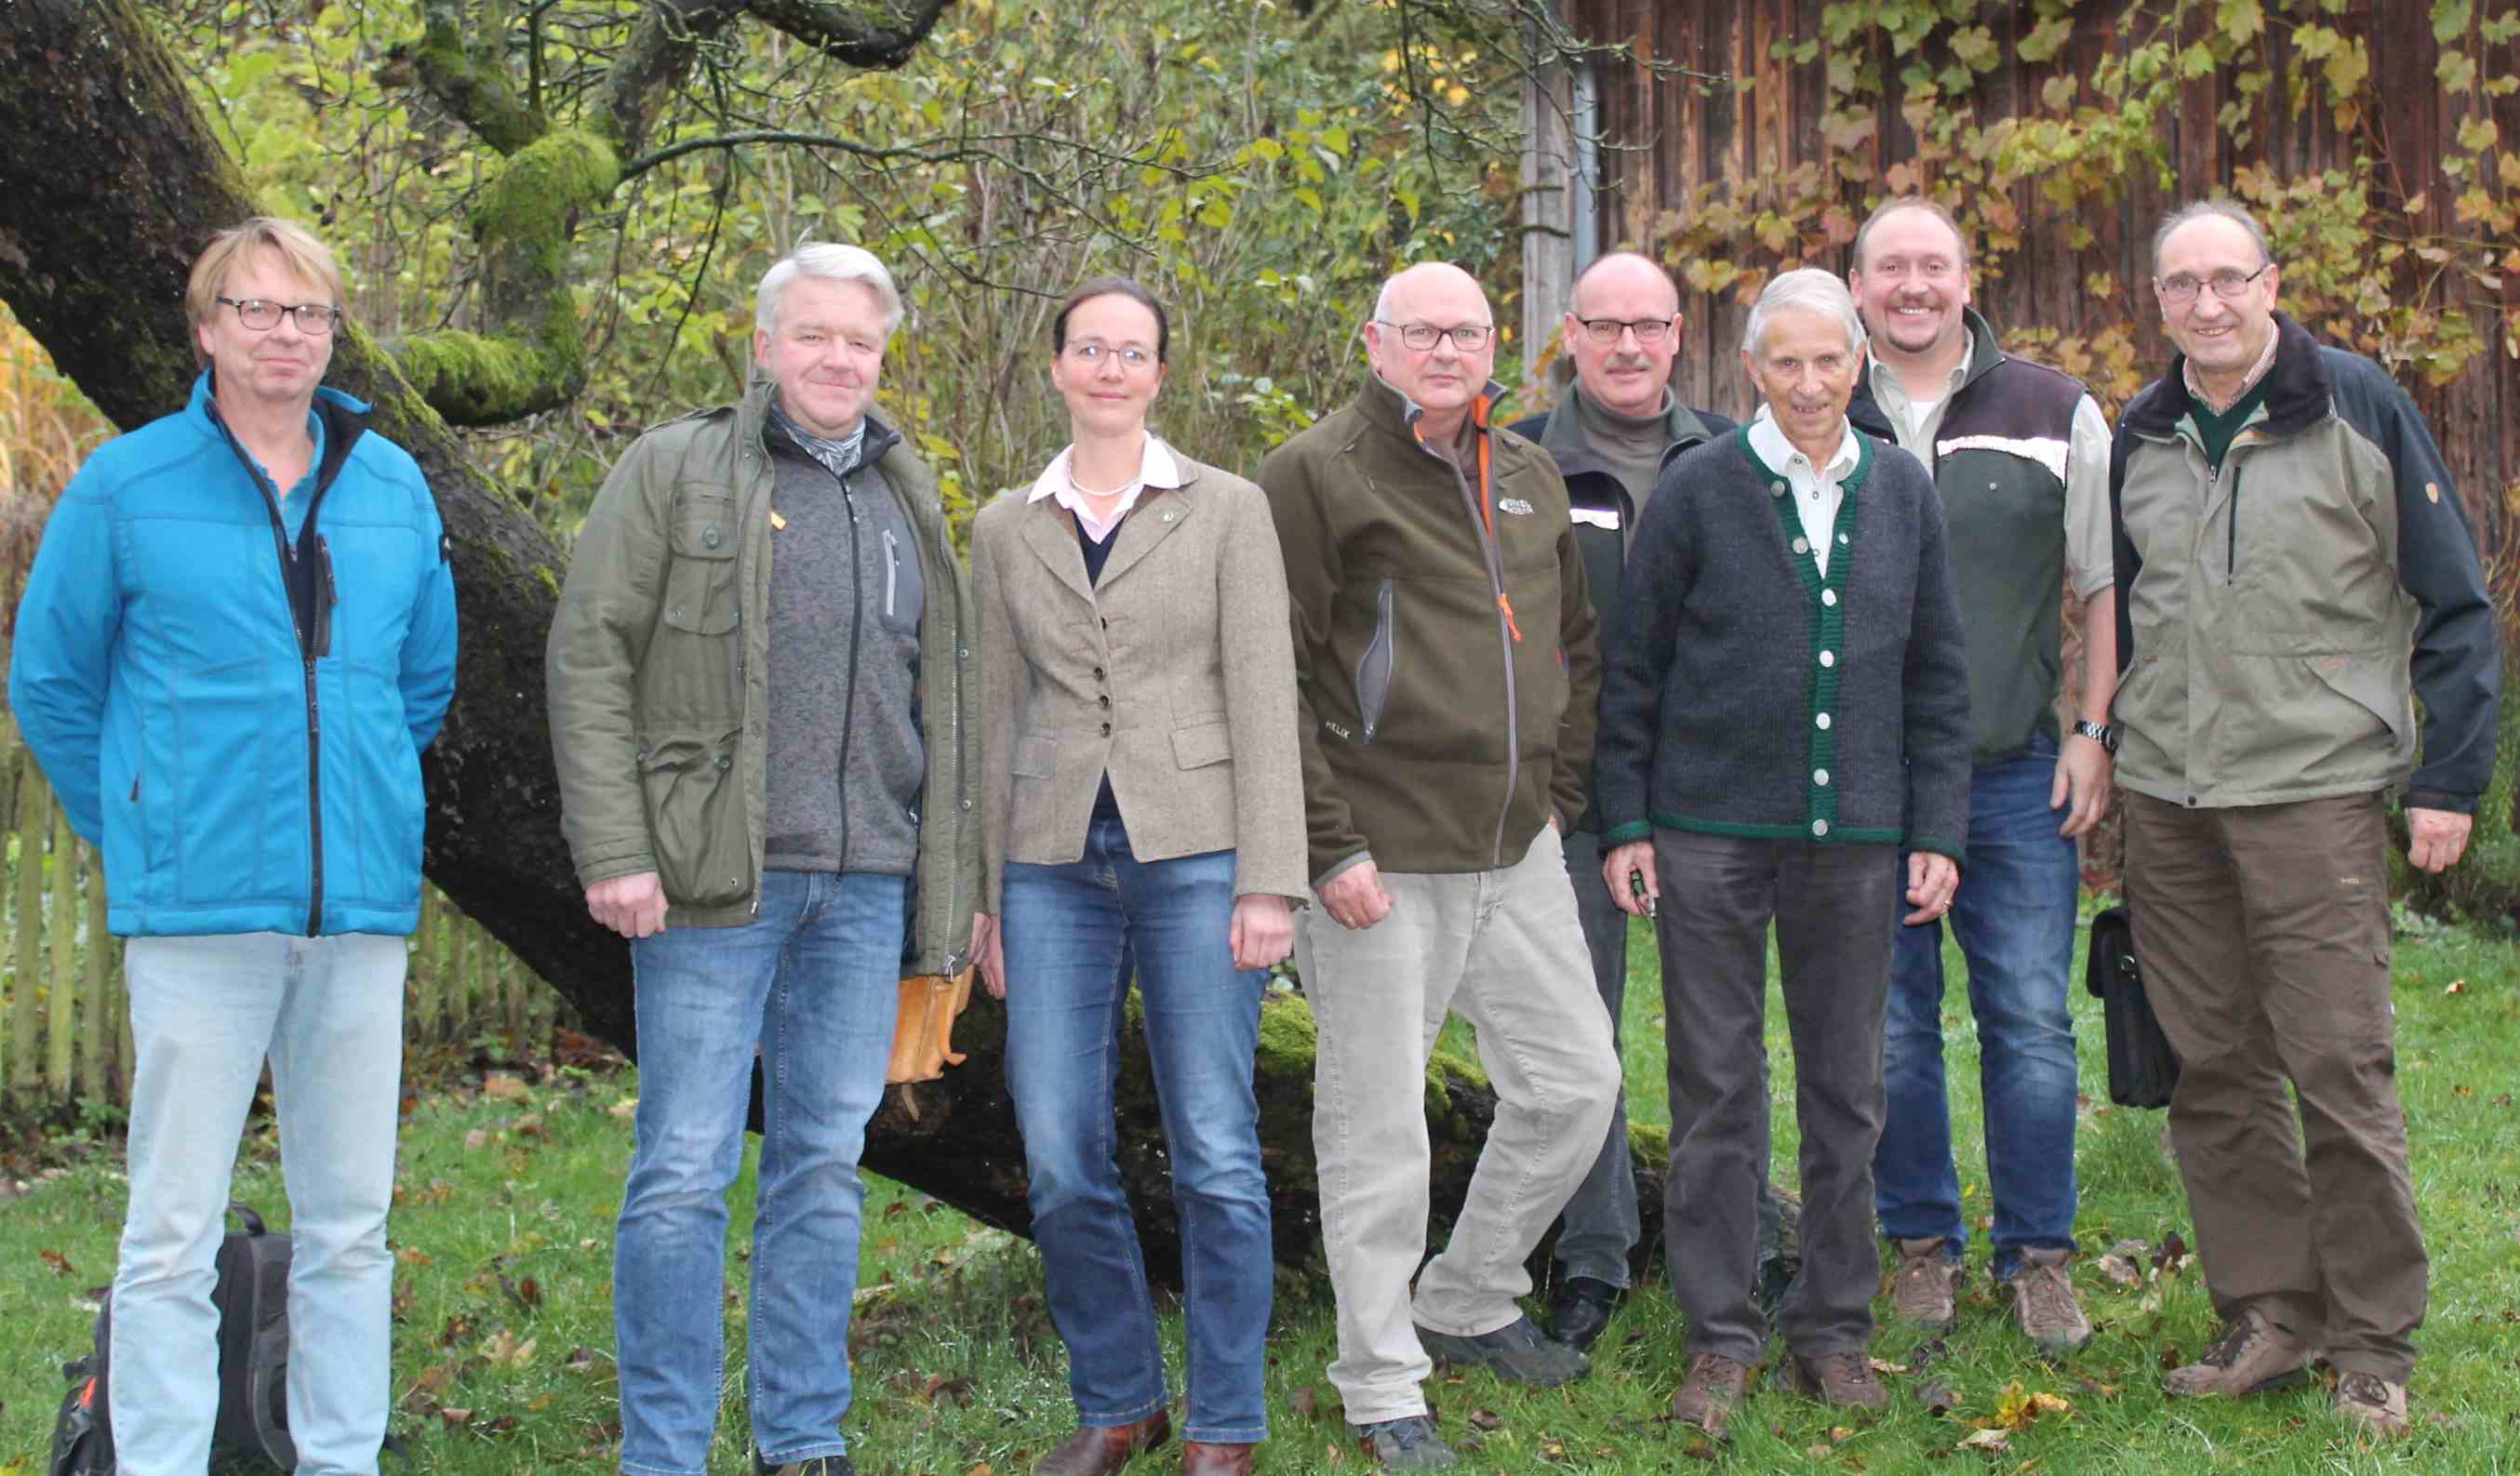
663, 498, 740, 636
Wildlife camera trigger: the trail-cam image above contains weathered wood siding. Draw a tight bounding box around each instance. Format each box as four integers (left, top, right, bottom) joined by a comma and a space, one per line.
1551, 0, 2519, 571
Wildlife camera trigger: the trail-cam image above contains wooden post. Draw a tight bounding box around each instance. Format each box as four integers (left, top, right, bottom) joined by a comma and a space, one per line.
47, 804, 77, 1098
81, 841, 110, 1101
5, 750, 35, 1098
408, 887, 440, 1044
444, 904, 469, 1042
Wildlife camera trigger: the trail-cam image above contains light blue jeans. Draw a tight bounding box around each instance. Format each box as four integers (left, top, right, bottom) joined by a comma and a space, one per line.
111, 930, 408, 1476
1002, 820, 1272, 1444
614, 870, 905, 1476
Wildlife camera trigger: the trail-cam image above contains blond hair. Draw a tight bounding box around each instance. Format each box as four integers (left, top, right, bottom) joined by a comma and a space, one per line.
185, 219, 346, 363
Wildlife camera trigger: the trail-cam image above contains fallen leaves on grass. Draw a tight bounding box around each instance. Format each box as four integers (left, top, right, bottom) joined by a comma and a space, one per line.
498, 1273, 541, 1311
1979, 1381, 2073, 1432
479, 1329, 537, 1369
1467, 1408, 1501, 1431
481, 1073, 531, 1101
38, 1248, 73, 1276
1956, 1428, 2009, 1453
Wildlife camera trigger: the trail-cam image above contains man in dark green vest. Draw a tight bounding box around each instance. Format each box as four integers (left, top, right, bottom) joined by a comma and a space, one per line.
1845, 197, 2115, 1360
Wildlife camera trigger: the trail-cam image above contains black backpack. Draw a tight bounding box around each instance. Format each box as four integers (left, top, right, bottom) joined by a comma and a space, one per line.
49, 1202, 297, 1476
2085, 906, 2182, 1110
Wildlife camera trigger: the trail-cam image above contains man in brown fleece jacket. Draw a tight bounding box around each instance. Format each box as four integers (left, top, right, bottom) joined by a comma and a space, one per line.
1258, 261, 1619, 1473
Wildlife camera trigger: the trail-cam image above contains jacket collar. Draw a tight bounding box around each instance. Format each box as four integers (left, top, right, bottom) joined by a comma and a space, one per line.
1847, 307, 2002, 439
1354, 368, 1507, 445
1534, 381, 1719, 482
2122, 310, 2331, 442
193, 368, 371, 499
751, 379, 902, 472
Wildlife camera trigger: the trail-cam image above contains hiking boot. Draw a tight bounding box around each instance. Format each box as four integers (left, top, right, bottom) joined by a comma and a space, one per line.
1033, 1410, 1173, 1476
1544, 1274, 1622, 1352
2004, 1246, 2093, 1354
1353, 1414, 1458, 1471
1414, 1313, 1590, 1386
1669, 1352, 1750, 1440
2163, 1308, 2311, 1398
1887, 1237, 1958, 1328
1772, 1350, 1889, 1410
755, 1456, 860, 1476
1180, 1441, 1257, 1475
2332, 1370, 2411, 1439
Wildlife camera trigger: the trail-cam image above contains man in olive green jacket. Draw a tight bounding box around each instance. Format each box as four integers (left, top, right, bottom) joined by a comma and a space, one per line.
1260, 261, 1618, 1473
545, 244, 980, 1476
2112, 202, 2498, 1443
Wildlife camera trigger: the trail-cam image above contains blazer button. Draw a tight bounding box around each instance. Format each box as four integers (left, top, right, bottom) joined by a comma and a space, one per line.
1100, 722, 1112, 736
1098, 695, 1111, 709
715, 755, 731, 771
1093, 667, 1106, 679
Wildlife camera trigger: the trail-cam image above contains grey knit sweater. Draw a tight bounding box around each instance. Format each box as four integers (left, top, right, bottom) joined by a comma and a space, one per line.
1595, 426, 1971, 858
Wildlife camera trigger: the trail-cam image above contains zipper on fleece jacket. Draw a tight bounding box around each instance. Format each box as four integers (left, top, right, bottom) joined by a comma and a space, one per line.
1411, 403, 1522, 869
207, 399, 360, 937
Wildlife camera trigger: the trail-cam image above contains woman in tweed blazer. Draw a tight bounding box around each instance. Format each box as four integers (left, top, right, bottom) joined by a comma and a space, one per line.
970, 277, 1304, 1476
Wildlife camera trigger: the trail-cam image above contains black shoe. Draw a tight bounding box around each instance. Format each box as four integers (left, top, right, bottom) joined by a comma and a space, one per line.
755, 1454, 860, 1476
1414, 1312, 1591, 1385
1545, 1274, 1623, 1351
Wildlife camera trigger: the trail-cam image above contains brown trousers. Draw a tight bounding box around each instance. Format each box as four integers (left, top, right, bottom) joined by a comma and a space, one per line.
2120, 790, 2427, 1380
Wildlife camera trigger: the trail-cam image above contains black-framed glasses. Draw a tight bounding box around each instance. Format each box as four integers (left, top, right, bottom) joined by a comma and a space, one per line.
215, 296, 343, 335
1377, 320, 1493, 352
2154, 263, 2272, 305
1576, 316, 1674, 346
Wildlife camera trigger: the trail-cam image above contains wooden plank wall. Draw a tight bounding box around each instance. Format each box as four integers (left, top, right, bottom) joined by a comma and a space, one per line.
1562, 0, 2519, 575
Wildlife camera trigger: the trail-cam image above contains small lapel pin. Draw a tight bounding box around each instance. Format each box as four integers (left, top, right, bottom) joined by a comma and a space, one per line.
769, 510, 788, 532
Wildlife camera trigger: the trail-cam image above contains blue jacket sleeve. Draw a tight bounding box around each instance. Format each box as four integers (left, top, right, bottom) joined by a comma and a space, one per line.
401, 498, 459, 754
7, 464, 123, 845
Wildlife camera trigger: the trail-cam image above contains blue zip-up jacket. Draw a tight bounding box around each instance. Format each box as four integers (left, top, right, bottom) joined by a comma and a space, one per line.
9, 371, 459, 937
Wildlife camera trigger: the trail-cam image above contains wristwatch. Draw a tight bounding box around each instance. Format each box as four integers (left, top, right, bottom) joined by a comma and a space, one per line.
2072, 719, 2118, 754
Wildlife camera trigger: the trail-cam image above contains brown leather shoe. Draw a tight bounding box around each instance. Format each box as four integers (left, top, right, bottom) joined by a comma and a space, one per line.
1035, 1410, 1173, 1476
1180, 1441, 1256, 1475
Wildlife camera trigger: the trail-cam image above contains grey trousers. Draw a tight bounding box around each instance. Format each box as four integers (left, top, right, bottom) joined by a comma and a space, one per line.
1656, 828, 1899, 1363
1301, 830, 1620, 1424
1556, 830, 1786, 1291
2121, 791, 2427, 1381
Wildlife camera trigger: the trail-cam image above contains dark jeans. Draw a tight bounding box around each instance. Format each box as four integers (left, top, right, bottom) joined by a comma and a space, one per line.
2121, 790, 2425, 1381
1656, 828, 1898, 1363
1874, 733, 2082, 1279
1003, 818, 1272, 1443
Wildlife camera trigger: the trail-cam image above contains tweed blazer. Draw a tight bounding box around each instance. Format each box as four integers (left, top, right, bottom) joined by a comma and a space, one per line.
973, 450, 1307, 912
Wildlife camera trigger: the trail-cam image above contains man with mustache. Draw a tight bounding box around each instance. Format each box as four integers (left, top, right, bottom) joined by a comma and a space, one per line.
2111, 199, 2499, 1440
1843, 197, 2114, 1358
1507, 252, 1800, 1353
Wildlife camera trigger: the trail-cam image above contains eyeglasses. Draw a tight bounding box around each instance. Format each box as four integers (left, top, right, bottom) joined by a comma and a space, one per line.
215, 296, 343, 335
1576, 316, 1674, 346
1377, 320, 1493, 352
1066, 341, 1157, 370
2154, 263, 2273, 304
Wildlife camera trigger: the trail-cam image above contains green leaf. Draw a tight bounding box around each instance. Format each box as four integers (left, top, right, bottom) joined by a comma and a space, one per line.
1949, 24, 2000, 73
2217, 0, 2264, 44
2458, 114, 2500, 151
1294, 187, 1326, 215
2438, 49, 2477, 91
2018, 15, 2073, 63
2431, 0, 2473, 42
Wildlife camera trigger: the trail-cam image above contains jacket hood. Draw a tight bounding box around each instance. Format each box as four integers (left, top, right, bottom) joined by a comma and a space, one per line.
2121, 310, 2332, 441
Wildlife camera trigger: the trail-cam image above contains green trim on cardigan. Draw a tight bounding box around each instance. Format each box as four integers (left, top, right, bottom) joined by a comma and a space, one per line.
1602, 819, 1653, 845
1650, 812, 1905, 845
1735, 426, 1874, 842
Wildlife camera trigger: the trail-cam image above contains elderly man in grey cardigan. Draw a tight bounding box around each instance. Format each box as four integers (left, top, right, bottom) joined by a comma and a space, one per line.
1594, 269, 1971, 1440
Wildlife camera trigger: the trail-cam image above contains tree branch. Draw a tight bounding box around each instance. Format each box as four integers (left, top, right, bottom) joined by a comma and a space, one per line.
396, 0, 548, 154
741, 0, 953, 69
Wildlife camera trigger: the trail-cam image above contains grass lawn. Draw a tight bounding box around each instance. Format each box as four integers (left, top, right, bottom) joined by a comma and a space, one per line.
4, 909, 2517, 1474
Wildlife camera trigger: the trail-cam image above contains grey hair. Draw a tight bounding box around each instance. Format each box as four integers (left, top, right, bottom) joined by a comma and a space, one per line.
2151, 200, 2273, 275
1740, 268, 1866, 358
755, 243, 904, 337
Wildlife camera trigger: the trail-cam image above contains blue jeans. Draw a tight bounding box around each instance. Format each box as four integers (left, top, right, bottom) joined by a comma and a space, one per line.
1002, 819, 1271, 1444
113, 931, 407, 1476
1873, 733, 2082, 1280
614, 871, 905, 1476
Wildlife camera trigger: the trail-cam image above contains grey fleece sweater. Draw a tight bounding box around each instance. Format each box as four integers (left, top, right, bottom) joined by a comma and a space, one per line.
760, 412, 927, 875
1594, 426, 1972, 859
